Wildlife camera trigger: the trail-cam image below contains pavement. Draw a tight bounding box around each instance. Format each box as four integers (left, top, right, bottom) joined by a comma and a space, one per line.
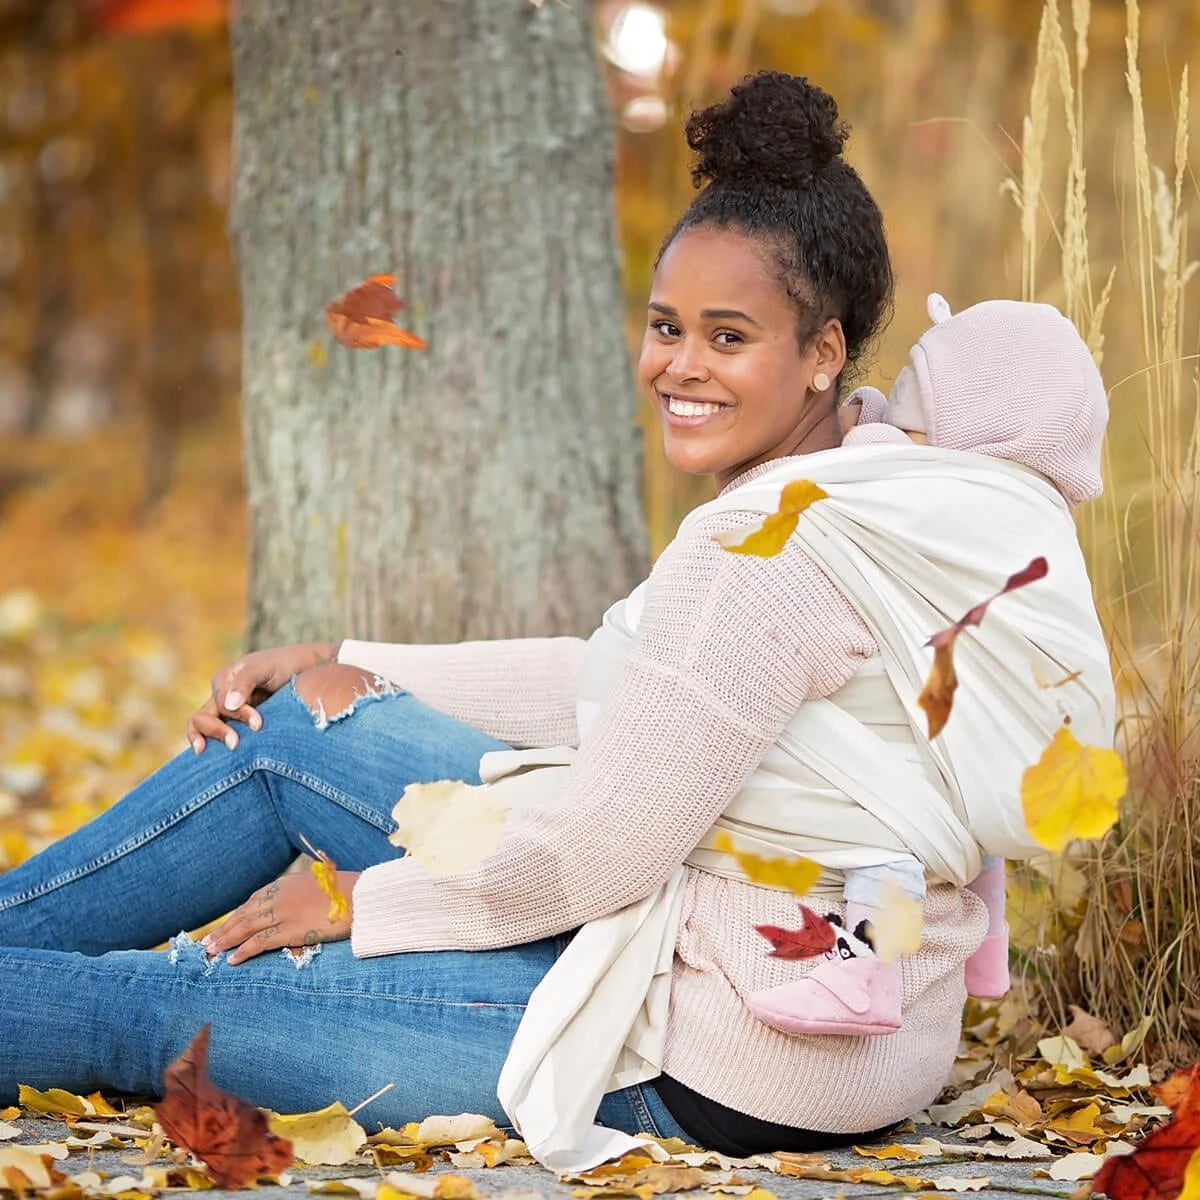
5, 1115, 1085, 1200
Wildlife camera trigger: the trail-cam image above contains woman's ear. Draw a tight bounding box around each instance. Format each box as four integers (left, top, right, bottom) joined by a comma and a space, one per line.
811, 317, 848, 387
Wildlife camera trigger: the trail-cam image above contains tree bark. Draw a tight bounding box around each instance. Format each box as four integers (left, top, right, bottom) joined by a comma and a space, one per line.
230, 0, 647, 648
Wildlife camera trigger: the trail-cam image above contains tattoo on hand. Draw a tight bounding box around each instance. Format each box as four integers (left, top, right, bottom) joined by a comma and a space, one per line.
258, 924, 281, 943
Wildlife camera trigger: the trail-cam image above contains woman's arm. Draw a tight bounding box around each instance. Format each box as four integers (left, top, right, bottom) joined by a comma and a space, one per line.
336, 636, 587, 749
350, 510, 878, 956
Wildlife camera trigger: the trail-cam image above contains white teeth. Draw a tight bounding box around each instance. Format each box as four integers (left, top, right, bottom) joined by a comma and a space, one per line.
666, 397, 724, 417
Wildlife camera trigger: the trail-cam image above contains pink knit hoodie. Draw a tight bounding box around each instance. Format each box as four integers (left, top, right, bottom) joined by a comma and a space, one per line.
844, 294, 1107, 506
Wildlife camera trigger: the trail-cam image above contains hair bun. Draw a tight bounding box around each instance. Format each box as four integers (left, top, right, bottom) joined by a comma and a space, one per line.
685, 71, 848, 189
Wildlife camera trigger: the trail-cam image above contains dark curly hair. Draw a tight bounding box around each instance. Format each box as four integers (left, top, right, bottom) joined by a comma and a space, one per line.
659, 72, 893, 382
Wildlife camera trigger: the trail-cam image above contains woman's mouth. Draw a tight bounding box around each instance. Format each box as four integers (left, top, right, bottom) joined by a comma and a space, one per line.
659, 392, 731, 427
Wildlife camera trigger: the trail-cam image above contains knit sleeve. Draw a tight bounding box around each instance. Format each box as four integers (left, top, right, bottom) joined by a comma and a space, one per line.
336, 636, 585, 749
350, 508, 877, 955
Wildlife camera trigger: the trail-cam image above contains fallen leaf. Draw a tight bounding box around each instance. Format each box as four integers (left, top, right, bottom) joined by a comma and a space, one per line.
155, 1024, 294, 1188
871, 876, 924, 963
1021, 726, 1128, 852
754, 906, 836, 959
916, 557, 1048, 738
408, 1114, 500, 1147
0, 1124, 18, 1142
1103, 1017, 1155, 1066
17, 1085, 90, 1116
325, 275, 427, 351
268, 1102, 366, 1166
1153, 1064, 1200, 1116
379, 1173, 482, 1200
1064, 1006, 1118, 1056
712, 831, 820, 895
389, 782, 508, 878
713, 480, 829, 557
854, 1144, 930, 1162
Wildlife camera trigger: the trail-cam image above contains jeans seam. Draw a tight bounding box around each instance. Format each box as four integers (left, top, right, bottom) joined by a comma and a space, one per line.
629, 1084, 664, 1137
0, 757, 392, 912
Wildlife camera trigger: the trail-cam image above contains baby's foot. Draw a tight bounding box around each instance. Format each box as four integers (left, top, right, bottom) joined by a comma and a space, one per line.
748, 955, 902, 1036
964, 922, 1011, 998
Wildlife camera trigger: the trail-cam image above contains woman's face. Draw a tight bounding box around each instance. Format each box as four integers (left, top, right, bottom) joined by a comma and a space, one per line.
637, 226, 844, 490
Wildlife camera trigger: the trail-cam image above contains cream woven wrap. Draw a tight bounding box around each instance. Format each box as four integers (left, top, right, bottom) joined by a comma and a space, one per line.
494, 445, 1114, 1172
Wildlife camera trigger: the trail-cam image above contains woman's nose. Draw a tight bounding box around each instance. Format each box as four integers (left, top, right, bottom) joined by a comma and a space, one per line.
665, 339, 710, 383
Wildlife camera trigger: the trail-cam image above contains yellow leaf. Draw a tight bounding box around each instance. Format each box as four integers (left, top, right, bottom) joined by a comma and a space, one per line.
854, 1144, 929, 1162
713, 511, 799, 557
713, 480, 828, 557
389, 782, 508, 878
0, 1108, 19, 1122
408, 1113, 499, 1148
712, 831, 820, 895
0, 1147, 56, 1190
17, 1085, 89, 1116
1021, 727, 1127, 852
309, 853, 350, 922
268, 1101, 367, 1166
871, 876, 924, 963
1178, 1147, 1200, 1200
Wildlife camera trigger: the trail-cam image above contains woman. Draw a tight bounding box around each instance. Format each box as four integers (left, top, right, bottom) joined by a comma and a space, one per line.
0, 72, 1112, 1167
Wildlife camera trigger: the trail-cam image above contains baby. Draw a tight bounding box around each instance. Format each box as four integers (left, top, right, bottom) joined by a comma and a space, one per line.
747, 292, 1109, 1038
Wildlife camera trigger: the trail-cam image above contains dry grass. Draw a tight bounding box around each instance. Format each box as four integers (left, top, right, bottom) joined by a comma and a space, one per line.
1009, 0, 1200, 1064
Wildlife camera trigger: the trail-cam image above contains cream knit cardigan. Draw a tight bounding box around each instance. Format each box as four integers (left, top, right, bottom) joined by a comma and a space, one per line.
339, 445, 1113, 1161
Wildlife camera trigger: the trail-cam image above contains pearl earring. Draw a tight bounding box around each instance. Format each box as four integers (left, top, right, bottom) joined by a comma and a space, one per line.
813, 371, 830, 391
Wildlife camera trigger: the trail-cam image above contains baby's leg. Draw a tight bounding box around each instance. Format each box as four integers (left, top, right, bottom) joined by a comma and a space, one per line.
746, 859, 925, 1038
964, 856, 1009, 997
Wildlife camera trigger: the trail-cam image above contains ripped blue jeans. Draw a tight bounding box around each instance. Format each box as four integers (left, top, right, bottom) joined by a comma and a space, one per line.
0, 682, 687, 1141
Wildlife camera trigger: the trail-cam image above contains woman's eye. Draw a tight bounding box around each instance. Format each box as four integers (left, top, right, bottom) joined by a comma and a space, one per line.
714, 330, 743, 347
650, 320, 680, 338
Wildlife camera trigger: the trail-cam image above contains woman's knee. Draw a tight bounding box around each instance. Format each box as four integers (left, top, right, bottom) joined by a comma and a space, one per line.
292, 664, 396, 729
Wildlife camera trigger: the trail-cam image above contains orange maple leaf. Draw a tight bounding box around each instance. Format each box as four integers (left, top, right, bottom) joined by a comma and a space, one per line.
299, 836, 350, 922
155, 1025, 294, 1189
325, 275, 427, 350
916, 556, 1049, 738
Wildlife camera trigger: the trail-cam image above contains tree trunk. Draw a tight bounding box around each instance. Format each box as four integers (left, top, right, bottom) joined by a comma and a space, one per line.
230, 0, 647, 648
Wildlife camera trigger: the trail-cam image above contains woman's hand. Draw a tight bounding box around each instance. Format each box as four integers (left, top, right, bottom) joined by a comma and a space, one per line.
186, 642, 340, 754
202, 869, 360, 965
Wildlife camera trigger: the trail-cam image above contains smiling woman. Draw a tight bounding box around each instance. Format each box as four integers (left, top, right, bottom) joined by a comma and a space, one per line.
0, 71, 1112, 1177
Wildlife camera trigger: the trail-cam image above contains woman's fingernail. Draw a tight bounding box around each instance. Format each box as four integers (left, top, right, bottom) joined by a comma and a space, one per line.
224, 731, 239, 751
225, 691, 243, 711
192, 739, 204, 755
249, 713, 262, 731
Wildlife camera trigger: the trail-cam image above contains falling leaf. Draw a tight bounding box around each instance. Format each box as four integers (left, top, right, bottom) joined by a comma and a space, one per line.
1179, 1148, 1200, 1200
155, 1025, 294, 1188
871, 876, 924, 963
1092, 1075, 1200, 1200
1021, 726, 1128, 852
712, 831, 821, 895
268, 1102, 366, 1167
325, 275, 427, 350
713, 480, 829, 557
389, 782, 508, 878
302, 843, 350, 923
916, 557, 1048, 737
755, 906, 836, 959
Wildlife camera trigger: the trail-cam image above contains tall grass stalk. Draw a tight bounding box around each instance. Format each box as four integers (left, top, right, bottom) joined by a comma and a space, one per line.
1014, 0, 1200, 1063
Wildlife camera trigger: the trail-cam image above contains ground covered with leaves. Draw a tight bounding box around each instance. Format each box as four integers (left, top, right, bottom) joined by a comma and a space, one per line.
0, 1018, 1189, 1200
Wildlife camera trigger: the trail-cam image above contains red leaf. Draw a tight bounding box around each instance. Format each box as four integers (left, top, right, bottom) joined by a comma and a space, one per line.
1153, 1063, 1200, 1118
1092, 1111, 1200, 1200
916, 556, 1049, 739
325, 275, 427, 350
755, 906, 837, 959
155, 1026, 293, 1189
